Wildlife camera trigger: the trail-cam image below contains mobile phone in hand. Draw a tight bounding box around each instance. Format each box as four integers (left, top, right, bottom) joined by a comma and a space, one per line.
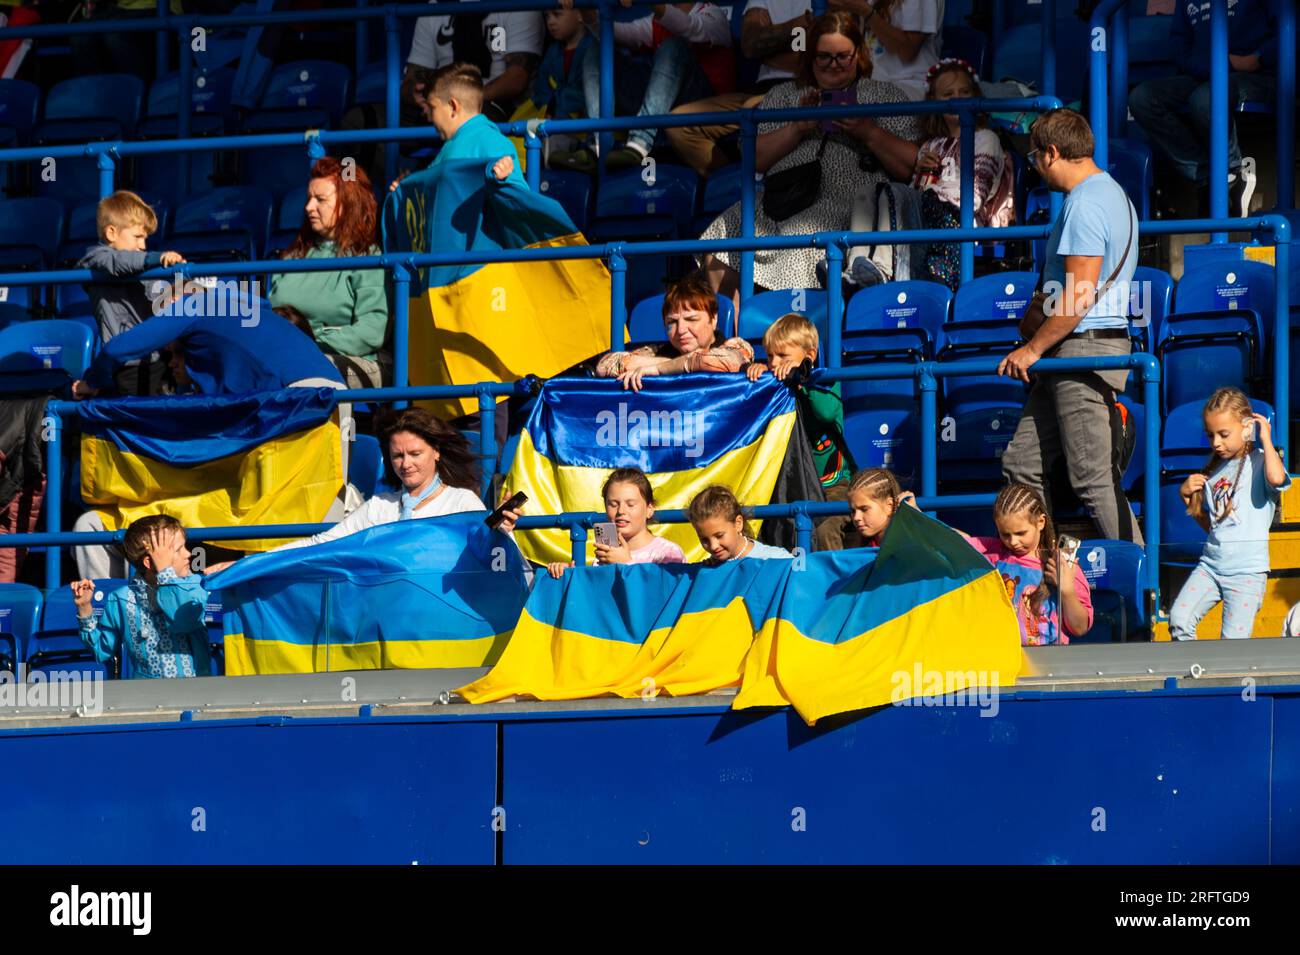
593, 522, 620, 549
1058, 534, 1080, 565
485, 491, 528, 529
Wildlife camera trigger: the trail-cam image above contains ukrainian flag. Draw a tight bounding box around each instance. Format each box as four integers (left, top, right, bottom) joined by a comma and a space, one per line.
736, 505, 1025, 724
209, 512, 530, 675
507, 375, 799, 565
78, 388, 342, 553
458, 559, 787, 703
383, 156, 612, 421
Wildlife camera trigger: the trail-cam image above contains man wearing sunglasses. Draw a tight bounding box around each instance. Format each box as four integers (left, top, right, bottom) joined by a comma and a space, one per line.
998, 108, 1143, 545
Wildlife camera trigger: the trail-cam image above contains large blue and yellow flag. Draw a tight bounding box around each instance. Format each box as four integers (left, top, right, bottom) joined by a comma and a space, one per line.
209, 512, 530, 675
460, 506, 1024, 724
78, 388, 342, 552
383, 155, 612, 420
507, 375, 799, 565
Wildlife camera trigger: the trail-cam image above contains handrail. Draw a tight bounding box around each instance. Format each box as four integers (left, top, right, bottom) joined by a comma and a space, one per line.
5, 355, 1165, 621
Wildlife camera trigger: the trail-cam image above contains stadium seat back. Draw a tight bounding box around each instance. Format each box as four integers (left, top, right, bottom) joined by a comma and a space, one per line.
936, 406, 1021, 486
239, 145, 314, 206
147, 67, 236, 119
204, 598, 225, 677
696, 163, 745, 218
1129, 264, 1173, 350
259, 60, 353, 125
1172, 259, 1277, 344
0, 78, 41, 140
594, 165, 699, 237
941, 24, 990, 78
1156, 312, 1258, 411
1161, 397, 1273, 471
0, 318, 94, 390
0, 282, 34, 312
0, 582, 42, 671
740, 289, 831, 355
0, 302, 29, 331
951, 271, 1037, 324
841, 326, 929, 367
354, 62, 387, 106
935, 319, 1028, 416
992, 19, 1090, 104
1107, 138, 1152, 221
627, 293, 735, 342
31, 578, 129, 678
538, 169, 592, 232
844, 280, 950, 356
1074, 539, 1146, 643
843, 403, 920, 480
41, 73, 144, 137
0, 197, 65, 265
349, 433, 388, 498
172, 186, 274, 259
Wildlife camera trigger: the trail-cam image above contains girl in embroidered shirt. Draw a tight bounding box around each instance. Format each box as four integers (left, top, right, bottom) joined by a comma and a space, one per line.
846, 467, 918, 546
547, 467, 687, 577
689, 485, 792, 565
1171, 387, 1290, 640
72, 515, 212, 678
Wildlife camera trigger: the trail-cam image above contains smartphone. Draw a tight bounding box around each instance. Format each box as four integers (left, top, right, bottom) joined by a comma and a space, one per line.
1242, 419, 1256, 442
1058, 534, 1081, 565
820, 88, 854, 133
484, 491, 528, 530
593, 522, 620, 549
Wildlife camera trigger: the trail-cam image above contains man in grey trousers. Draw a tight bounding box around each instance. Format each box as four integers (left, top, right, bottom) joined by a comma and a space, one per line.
997, 109, 1142, 543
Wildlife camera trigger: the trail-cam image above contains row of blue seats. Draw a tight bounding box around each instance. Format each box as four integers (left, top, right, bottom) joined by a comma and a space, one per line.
0, 580, 225, 678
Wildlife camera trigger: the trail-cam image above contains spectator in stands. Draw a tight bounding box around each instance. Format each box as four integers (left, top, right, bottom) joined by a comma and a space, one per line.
690, 485, 793, 563
1127, 0, 1277, 214
997, 109, 1142, 544
547, 467, 686, 577
667, 0, 812, 176
906, 58, 1015, 290
746, 313, 858, 550
698, 12, 922, 308
830, 0, 943, 100
79, 191, 186, 398
1171, 387, 1289, 640
72, 516, 212, 679
527, 5, 595, 157
960, 483, 1093, 646
205, 408, 524, 572
549, 0, 734, 172
595, 272, 754, 390
406, 0, 545, 123
0, 396, 44, 584
846, 467, 917, 546
269, 157, 390, 390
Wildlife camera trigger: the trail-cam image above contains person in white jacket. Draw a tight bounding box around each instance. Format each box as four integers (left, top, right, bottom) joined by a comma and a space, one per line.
551, 0, 736, 171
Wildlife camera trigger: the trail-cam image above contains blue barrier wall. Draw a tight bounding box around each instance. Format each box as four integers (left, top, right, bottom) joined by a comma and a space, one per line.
1, 685, 1296, 864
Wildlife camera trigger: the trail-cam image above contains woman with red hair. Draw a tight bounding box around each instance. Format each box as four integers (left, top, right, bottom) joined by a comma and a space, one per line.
269, 157, 391, 389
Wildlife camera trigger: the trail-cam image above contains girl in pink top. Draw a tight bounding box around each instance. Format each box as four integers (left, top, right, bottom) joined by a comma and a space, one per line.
547, 467, 686, 578
962, 483, 1093, 646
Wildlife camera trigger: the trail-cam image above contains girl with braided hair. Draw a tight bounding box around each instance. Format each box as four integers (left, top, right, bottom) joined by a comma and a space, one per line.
1171, 387, 1289, 640
962, 483, 1093, 646
846, 467, 919, 546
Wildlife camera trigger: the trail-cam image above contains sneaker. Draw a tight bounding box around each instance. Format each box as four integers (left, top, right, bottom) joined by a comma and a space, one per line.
605, 142, 649, 172
1230, 161, 1257, 217
549, 146, 597, 174
849, 256, 887, 287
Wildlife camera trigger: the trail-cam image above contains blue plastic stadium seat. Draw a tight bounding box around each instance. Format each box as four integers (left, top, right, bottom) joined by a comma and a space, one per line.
739, 289, 831, 360
0, 197, 65, 270
0, 318, 94, 392
268, 187, 307, 256
1108, 137, 1153, 221
0, 282, 34, 312
1128, 264, 1173, 353
1156, 312, 1259, 412
1172, 259, 1276, 357
1128, 14, 1178, 85
257, 60, 353, 127
627, 293, 736, 342
844, 280, 951, 357
239, 145, 318, 208
147, 67, 236, 122
937, 406, 1021, 489
354, 62, 387, 106
0, 78, 41, 142
349, 433, 388, 498
38, 73, 145, 139
0, 302, 29, 331
992, 19, 1090, 105
204, 598, 225, 677
134, 116, 223, 202
950, 271, 1037, 325
0, 582, 42, 671
594, 165, 699, 239
29, 578, 128, 679
538, 169, 592, 232
1074, 539, 1147, 642
941, 24, 990, 79
171, 186, 274, 260
935, 319, 1028, 417
691, 163, 745, 234
842, 398, 920, 480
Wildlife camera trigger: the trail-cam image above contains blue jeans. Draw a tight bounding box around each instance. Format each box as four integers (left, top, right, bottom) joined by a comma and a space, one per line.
1128, 72, 1276, 184
581, 37, 713, 151
1169, 562, 1266, 640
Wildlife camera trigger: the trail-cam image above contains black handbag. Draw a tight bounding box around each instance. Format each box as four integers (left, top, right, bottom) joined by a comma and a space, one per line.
761, 133, 830, 222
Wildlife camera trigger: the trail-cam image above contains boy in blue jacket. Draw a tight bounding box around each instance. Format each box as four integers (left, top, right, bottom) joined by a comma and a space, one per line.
72, 516, 212, 679
1128, 0, 1278, 210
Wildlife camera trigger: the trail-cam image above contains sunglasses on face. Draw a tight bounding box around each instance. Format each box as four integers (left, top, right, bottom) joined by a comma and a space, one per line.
813, 51, 856, 68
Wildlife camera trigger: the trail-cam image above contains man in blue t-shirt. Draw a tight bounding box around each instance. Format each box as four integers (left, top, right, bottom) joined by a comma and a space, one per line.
1128, 0, 1278, 210
999, 109, 1142, 544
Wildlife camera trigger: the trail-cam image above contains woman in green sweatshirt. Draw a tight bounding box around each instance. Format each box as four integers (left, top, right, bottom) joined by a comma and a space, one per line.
269, 157, 391, 388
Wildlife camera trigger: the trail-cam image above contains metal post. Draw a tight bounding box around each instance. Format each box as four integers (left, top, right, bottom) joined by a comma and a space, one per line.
1041, 0, 1056, 99
825, 240, 843, 368
570, 522, 588, 566
959, 110, 975, 285
356, 0, 371, 74
44, 406, 62, 589
607, 245, 626, 352
794, 507, 812, 556
393, 261, 410, 407
1090, 7, 1110, 169
156, 0, 169, 81
1210, 0, 1228, 241
384, 5, 401, 189
177, 24, 192, 142
919, 365, 937, 501
478, 387, 497, 502
96, 150, 116, 199
1140, 356, 1161, 617
1273, 228, 1291, 454
739, 112, 757, 312
1110, 6, 1128, 138
598, 0, 614, 171
525, 123, 542, 193
306, 130, 325, 171
1277, 0, 1296, 210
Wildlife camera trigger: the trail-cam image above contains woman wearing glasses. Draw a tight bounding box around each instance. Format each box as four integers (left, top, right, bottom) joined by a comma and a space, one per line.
699, 11, 922, 310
